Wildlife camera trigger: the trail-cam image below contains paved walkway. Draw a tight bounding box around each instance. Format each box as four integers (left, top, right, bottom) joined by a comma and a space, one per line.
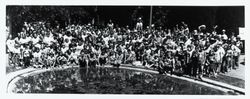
203, 55, 245, 89
222, 55, 245, 80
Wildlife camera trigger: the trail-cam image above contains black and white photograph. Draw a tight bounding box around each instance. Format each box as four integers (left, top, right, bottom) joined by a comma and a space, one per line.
4, 5, 246, 96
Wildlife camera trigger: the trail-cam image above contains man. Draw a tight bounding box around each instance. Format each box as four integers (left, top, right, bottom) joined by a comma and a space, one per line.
225, 44, 234, 71
32, 48, 42, 68
6, 35, 16, 66
136, 17, 143, 31
99, 50, 108, 67
231, 42, 241, 69
207, 47, 217, 77
198, 46, 206, 78
221, 29, 228, 40
114, 51, 124, 68
165, 51, 175, 75
32, 33, 41, 46
56, 52, 68, 67
125, 49, 136, 64
214, 45, 225, 75
23, 45, 31, 68
185, 45, 194, 76
43, 32, 55, 46
68, 48, 79, 65
190, 47, 199, 78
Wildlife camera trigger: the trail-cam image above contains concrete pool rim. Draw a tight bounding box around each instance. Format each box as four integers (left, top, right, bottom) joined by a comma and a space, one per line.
6, 65, 245, 94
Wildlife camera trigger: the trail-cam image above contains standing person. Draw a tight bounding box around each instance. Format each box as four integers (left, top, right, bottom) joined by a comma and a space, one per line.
190, 47, 199, 78
6, 35, 16, 66
89, 52, 98, 73
32, 33, 41, 47
136, 17, 143, 31
99, 50, 107, 67
115, 51, 124, 68
56, 52, 68, 67
226, 44, 234, 70
236, 35, 243, 53
68, 48, 79, 65
207, 48, 217, 77
164, 51, 175, 75
176, 42, 186, 73
23, 45, 31, 68
107, 19, 114, 30
185, 45, 193, 76
198, 46, 206, 78
32, 48, 42, 68
78, 49, 89, 82
216, 45, 225, 73
125, 49, 136, 64
98, 49, 108, 75
47, 53, 56, 68
232, 42, 241, 69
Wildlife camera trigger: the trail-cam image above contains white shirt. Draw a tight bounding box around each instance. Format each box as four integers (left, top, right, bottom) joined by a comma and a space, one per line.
6, 39, 15, 52
82, 34, 88, 41
33, 51, 41, 58
222, 34, 228, 40
63, 35, 72, 43
103, 37, 110, 46
61, 47, 68, 53
32, 37, 40, 45
43, 36, 54, 46
19, 37, 29, 44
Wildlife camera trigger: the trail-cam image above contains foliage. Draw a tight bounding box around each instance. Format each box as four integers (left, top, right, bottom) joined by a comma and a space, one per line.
6, 6, 90, 35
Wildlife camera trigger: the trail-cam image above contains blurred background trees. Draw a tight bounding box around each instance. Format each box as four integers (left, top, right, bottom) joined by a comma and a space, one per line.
6, 6, 244, 36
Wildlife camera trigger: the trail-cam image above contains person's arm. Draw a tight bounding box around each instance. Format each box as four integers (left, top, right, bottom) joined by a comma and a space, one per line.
172, 58, 176, 69
67, 54, 72, 62
52, 55, 57, 67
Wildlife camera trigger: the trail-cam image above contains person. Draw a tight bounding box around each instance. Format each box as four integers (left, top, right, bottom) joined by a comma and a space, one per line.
198, 46, 206, 78
107, 19, 114, 30
125, 49, 136, 64
7, 20, 245, 81
190, 47, 199, 78
114, 51, 124, 68
236, 35, 243, 53
23, 45, 31, 68
225, 44, 233, 70
136, 17, 143, 31
164, 51, 175, 75
47, 53, 56, 67
88, 52, 98, 73
185, 45, 193, 76
231, 42, 241, 69
56, 52, 68, 67
6, 35, 17, 66
99, 50, 107, 67
207, 47, 218, 77
68, 48, 78, 65
32, 48, 42, 68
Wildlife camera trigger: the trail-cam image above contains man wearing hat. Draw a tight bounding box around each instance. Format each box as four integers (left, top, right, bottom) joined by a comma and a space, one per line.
136, 17, 143, 31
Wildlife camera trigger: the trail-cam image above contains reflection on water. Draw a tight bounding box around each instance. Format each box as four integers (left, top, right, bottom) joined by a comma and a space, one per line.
12, 67, 232, 94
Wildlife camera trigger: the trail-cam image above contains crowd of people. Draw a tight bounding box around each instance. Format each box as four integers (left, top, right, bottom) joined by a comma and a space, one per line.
6, 18, 243, 79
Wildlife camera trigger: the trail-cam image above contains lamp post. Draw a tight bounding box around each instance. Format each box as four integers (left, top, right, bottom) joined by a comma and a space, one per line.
149, 6, 153, 33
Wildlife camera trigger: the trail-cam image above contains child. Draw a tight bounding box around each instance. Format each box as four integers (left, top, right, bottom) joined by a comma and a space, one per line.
32, 48, 42, 68
67, 48, 78, 65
